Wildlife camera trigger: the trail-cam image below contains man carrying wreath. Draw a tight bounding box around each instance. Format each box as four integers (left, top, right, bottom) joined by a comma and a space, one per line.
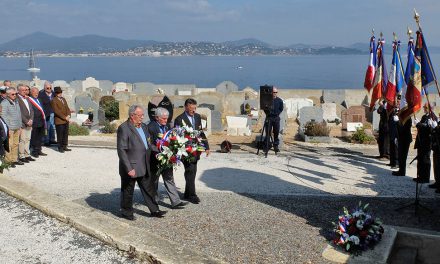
148, 107, 187, 209
174, 98, 210, 204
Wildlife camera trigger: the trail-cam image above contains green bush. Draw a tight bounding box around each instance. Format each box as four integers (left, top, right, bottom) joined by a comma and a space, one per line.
102, 100, 119, 122
100, 121, 117, 134
69, 122, 90, 136
351, 127, 375, 144
304, 121, 330, 137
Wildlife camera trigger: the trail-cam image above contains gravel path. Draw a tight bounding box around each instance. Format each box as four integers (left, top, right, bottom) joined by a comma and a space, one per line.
0, 191, 139, 264
3, 143, 440, 263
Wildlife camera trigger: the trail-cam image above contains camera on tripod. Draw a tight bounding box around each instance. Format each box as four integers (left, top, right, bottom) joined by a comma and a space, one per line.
260, 85, 273, 114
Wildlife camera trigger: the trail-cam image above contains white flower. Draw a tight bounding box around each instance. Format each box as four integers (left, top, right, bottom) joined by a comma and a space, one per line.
0, 160, 2, 166
352, 210, 363, 218
185, 126, 194, 133
177, 135, 188, 145
177, 145, 188, 157
349, 235, 360, 245
161, 146, 173, 158
356, 220, 364, 230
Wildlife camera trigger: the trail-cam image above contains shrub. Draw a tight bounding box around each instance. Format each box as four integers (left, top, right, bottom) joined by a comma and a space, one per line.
304, 121, 330, 137
100, 121, 117, 134
69, 122, 90, 136
102, 100, 119, 122
351, 127, 375, 144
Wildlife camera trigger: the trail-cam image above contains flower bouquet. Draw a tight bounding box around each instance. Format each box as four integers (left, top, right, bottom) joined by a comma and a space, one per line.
332, 202, 384, 253
155, 121, 206, 173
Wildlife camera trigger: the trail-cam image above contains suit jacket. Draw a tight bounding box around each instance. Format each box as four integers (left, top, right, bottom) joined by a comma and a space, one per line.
117, 120, 152, 178
17, 95, 34, 128
50, 96, 71, 125
174, 112, 210, 151
415, 114, 432, 151
29, 97, 45, 128
38, 90, 54, 119
0, 117, 9, 156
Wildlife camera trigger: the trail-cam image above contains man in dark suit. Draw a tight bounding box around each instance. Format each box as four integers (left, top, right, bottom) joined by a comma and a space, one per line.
28, 87, 47, 158
413, 103, 434, 183
148, 107, 187, 208
38, 81, 56, 146
269, 87, 284, 152
174, 98, 210, 204
117, 105, 166, 219
377, 100, 389, 160
392, 116, 412, 176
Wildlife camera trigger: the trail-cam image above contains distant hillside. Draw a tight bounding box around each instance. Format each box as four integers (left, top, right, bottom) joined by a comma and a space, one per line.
0, 32, 157, 52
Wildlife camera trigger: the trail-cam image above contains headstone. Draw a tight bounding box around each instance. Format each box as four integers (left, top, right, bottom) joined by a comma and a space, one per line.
177, 90, 192, 96
82, 77, 99, 91
196, 91, 224, 112
211, 110, 223, 132
323, 89, 346, 104
85, 87, 103, 103
347, 122, 363, 132
99, 80, 114, 94
341, 106, 368, 130
98, 108, 106, 125
216, 81, 239, 95
63, 87, 76, 111
243, 87, 258, 100
114, 82, 129, 92
199, 103, 215, 110
74, 95, 99, 125
241, 99, 258, 114
372, 110, 380, 131
69, 80, 83, 92
113, 91, 131, 102
279, 106, 288, 134
226, 116, 251, 136
196, 107, 212, 136
321, 103, 340, 122
284, 98, 314, 119
298, 106, 324, 128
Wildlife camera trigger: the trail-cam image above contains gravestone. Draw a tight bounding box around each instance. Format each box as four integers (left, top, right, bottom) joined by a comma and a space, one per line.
177, 90, 192, 96
199, 103, 215, 110
347, 122, 363, 132
82, 77, 99, 91
279, 105, 288, 134
322, 89, 346, 104
211, 110, 223, 132
74, 95, 99, 125
99, 80, 114, 94
114, 82, 129, 92
63, 87, 76, 111
322, 103, 340, 122
98, 108, 106, 125
241, 99, 258, 115
298, 106, 324, 128
216, 81, 239, 95
196, 92, 224, 112
284, 98, 314, 119
243, 87, 258, 100
226, 116, 251, 136
113, 91, 131, 102
341, 106, 368, 130
69, 80, 83, 93
196, 107, 212, 136
85, 87, 103, 103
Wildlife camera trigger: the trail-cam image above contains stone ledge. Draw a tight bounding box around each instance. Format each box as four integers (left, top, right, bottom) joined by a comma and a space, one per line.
322, 225, 397, 264
0, 175, 225, 264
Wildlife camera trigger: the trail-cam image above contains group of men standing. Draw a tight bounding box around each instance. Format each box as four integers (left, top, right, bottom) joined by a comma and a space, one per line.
117, 98, 210, 220
377, 99, 440, 193
0, 80, 72, 167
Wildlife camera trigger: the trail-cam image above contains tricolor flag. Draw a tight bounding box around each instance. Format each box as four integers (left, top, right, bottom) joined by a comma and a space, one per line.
399, 35, 422, 124
385, 39, 405, 107
370, 38, 387, 111
364, 36, 376, 92
418, 30, 437, 89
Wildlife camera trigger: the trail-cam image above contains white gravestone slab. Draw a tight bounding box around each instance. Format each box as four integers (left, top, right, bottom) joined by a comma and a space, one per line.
347, 122, 363, 132
82, 77, 99, 91
322, 103, 339, 121
285, 98, 314, 119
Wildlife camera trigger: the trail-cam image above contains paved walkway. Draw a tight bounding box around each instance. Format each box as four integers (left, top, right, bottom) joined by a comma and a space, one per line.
1, 139, 439, 263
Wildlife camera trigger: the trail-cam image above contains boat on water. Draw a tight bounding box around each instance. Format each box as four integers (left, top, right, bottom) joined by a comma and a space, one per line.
27, 49, 40, 72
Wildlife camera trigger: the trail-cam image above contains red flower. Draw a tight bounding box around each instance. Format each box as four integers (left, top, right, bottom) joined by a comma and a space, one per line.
185, 135, 191, 139
163, 141, 170, 147
169, 136, 177, 141
156, 141, 161, 149
348, 226, 357, 235
170, 156, 177, 163
185, 146, 193, 153
359, 230, 368, 238
194, 151, 201, 157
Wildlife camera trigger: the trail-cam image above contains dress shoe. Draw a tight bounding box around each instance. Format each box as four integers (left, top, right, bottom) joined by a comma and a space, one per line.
19, 158, 29, 163
14, 160, 25, 165
58, 148, 65, 153
63, 147, 72, 151
274, 146, 280, 153
187, 196, 201, 204
171, 201, 188, 209
44, 143, 51, 147
26, 157, 35, 162
428, 183, 438, 189
38, 152, 47, 156
121, 213, 135, 221
150, 210, 167, 218
390, 165, 398, 169
9, 164, 16, 168
31, 153, 39, 158
412, 178, 429, 184
392, 171, 404, 176
49, 140, 58, 145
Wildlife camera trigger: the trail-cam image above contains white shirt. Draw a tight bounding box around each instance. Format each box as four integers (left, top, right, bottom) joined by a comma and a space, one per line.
18, 94, 30, 113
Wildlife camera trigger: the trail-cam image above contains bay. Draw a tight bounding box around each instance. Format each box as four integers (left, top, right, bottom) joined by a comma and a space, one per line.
0, 55, 439, 90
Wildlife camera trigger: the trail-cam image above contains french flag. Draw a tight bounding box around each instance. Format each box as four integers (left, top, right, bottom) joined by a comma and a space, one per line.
385, 39, 405, 106
364, 36, 376, 92
370, 37, 387, 111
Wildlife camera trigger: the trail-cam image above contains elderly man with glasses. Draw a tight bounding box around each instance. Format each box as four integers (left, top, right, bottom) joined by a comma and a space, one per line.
268, 87, 284, 153
1, 87, 23, 166
38, 81, 57, 146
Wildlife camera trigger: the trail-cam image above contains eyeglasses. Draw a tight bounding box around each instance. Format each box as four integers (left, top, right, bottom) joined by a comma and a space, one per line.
45, 87, 52, 90
10, 93, 16, 96
273, 92, 278, 94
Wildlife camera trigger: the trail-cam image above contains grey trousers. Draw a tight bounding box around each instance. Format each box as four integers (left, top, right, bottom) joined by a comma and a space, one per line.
153, 167, 181, 206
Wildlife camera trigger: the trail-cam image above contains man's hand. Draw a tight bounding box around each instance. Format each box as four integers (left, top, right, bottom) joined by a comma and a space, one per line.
128, 169, 136, 178
205, 149, 210, 157
66, 116, 70, 121
27, 120, 33, 127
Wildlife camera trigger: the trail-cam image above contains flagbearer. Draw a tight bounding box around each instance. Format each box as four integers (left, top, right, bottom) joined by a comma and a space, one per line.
413, 103, 435, 183
29, 87, 47, 158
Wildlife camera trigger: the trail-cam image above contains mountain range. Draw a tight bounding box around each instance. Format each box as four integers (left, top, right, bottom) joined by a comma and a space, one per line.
2, 32, 439, 55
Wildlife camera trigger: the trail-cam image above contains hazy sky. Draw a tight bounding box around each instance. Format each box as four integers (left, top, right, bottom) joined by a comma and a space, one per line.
1, 0, 440, 46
